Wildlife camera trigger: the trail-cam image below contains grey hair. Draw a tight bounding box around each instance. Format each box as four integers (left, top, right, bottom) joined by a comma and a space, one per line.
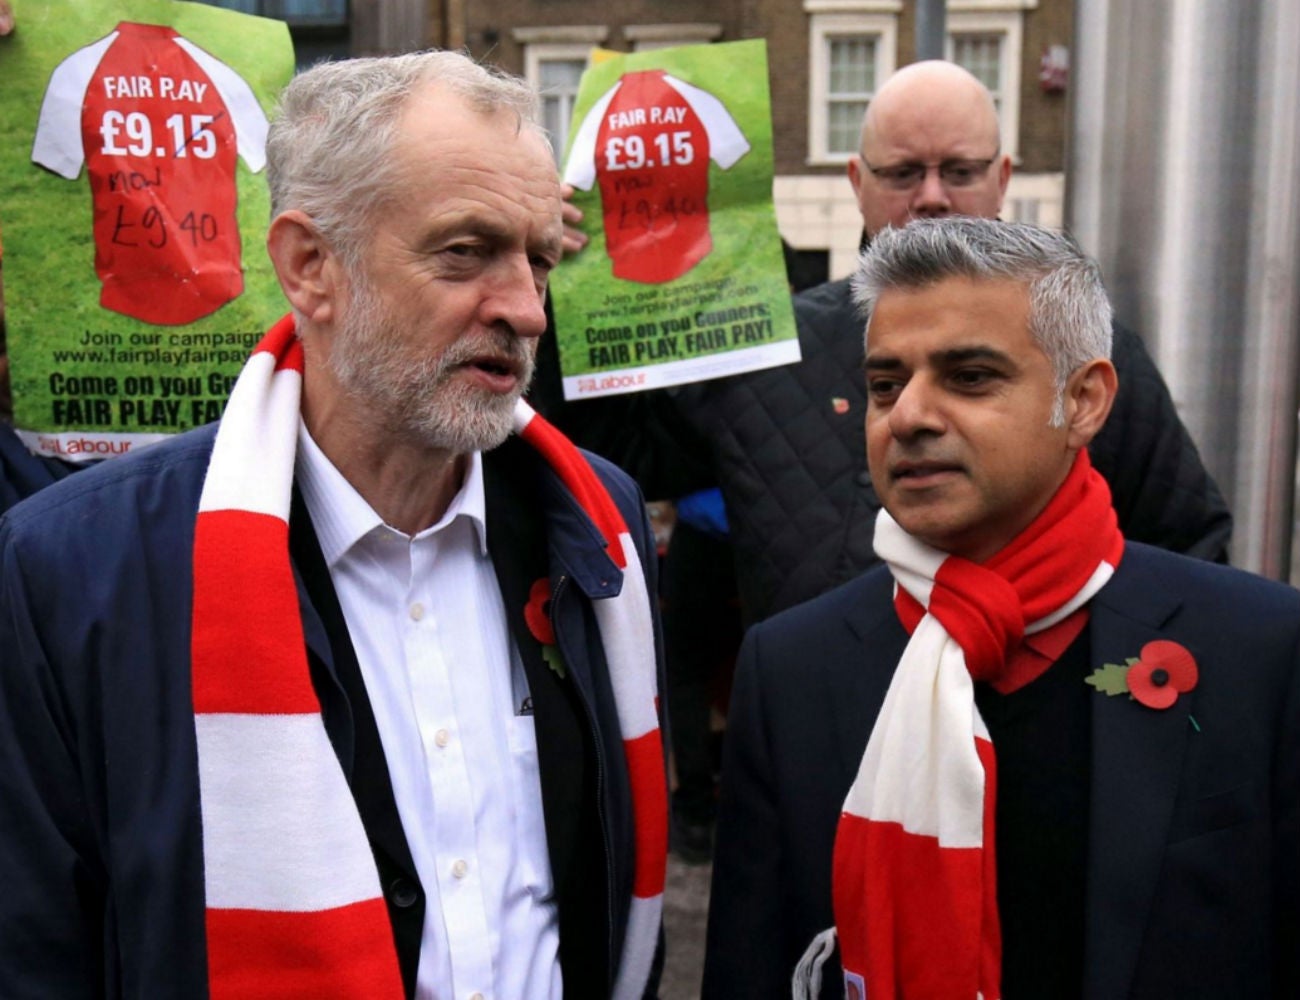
852, 218, 1112, 423
266, 50, 543, 270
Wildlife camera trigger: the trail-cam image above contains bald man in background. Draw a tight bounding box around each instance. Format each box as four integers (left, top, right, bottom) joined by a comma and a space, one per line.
848, 60, 1011, 238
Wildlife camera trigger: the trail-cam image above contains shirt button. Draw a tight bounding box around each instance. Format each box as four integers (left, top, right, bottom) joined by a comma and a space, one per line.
435, 729, 450, 748
452, 859, 469, 879
409, 602, 424, 621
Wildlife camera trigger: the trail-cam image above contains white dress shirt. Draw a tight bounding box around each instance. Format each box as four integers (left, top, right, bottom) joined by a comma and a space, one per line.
296, 423, 562, 1000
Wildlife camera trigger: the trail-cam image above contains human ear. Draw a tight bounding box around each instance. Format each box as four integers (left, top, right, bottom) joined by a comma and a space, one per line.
266, 210, 342, 325
1063, 358, 1118, 450
848, 154, 866, 200
995, 153, 1013, 196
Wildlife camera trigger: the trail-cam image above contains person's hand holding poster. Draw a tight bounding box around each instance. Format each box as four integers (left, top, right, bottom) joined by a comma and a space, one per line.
550, 40, 799, 400
0, 0, 292, 461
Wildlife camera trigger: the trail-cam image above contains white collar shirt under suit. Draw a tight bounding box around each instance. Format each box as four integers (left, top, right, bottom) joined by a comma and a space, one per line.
296, 423, 561, 1000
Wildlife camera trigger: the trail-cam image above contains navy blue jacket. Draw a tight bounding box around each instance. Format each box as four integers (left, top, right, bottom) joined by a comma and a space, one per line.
705, 543, 1300, 998
0, 422, 665, 998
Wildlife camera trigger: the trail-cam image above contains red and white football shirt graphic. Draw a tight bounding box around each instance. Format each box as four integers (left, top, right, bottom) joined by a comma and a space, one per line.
32, 22, 269, 325
565, 70, 749, 284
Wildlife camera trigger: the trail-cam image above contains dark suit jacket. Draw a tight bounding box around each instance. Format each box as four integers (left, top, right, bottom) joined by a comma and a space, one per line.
703, 543, 1300, 998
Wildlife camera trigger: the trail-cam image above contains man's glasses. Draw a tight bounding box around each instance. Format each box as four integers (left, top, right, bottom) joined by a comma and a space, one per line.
861, 155, 998, 192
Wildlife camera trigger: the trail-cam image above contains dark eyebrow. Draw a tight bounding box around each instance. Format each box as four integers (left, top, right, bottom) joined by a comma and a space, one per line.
864, 345, 1015, 371
934, 346, 1014, 366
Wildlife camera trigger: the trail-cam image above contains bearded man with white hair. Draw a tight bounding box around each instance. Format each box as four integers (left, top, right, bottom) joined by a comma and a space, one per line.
0, 51, 666, 1000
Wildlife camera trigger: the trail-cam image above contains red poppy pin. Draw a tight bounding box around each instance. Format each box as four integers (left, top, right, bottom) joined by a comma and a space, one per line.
1085, 640, 1198, 713
524, 577, 566, 679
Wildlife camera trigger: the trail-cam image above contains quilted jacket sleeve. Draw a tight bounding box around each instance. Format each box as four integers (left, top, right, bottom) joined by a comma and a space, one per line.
1087, 321, 1233, 563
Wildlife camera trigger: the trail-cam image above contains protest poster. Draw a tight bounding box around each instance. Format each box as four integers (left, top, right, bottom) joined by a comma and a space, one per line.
550, 39, 800, 400
0, 0, 293, 461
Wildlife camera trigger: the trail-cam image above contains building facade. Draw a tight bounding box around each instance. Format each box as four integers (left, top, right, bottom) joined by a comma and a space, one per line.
209, 0, 1074, 280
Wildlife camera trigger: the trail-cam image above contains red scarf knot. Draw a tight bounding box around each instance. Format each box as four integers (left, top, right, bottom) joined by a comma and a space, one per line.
927, 559, 1025, 683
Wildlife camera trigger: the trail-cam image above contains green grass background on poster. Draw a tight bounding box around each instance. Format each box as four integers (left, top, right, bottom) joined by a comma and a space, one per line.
0, 0, 293, 438
549, 39, 797, 385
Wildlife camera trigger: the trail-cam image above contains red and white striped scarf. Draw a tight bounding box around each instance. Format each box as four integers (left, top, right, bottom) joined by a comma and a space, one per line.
192, 315, 666, 999
807, 450, 1122, 1000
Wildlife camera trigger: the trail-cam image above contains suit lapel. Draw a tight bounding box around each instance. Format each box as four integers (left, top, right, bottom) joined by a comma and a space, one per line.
827, 573, 906, 788
483, 440, 582, 881
484, 440, 611, 996
1083, 553, 1190, 1000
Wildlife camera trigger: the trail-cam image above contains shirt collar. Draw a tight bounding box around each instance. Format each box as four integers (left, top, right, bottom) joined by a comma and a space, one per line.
991, 606, 1091, 695
294, 420, 489, 567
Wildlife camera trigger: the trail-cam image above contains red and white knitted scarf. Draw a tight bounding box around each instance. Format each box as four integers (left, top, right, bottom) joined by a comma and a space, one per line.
805, 450, 1122, 1000
191, 315, 666, 999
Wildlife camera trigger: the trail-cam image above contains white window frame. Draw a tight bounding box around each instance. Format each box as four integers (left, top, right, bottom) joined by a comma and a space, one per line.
805, 2, 900, 165
623, 22, 723, 52
946, 2, 1029, 162
514, 29, 608, 163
